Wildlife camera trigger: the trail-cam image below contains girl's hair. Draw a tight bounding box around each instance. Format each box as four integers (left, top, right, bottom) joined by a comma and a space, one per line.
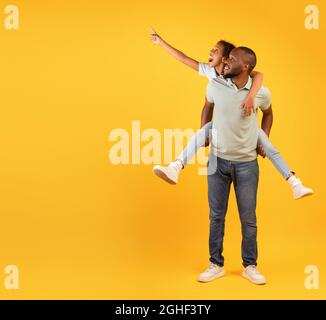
217, 40, 236, 58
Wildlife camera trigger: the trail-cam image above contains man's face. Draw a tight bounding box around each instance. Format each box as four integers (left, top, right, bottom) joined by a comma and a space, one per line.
223, 49, 244, 78
208, 43, 224, 67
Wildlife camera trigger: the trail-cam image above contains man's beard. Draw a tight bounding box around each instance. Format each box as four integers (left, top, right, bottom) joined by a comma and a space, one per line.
223, 66, 242, 78
223, 72, 235, 78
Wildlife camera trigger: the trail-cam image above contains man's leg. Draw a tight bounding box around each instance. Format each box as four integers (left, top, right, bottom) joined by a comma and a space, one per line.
198, 155, 231, 282
232, 159, 266, 285
207, 155, 232, 267
232, 159, 259, 267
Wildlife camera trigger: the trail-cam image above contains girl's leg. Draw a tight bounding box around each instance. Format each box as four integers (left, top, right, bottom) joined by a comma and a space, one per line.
257, 128, 293, 179
258, 128, 313, 199
176, 121, 212, 167
153, 122, 212, 184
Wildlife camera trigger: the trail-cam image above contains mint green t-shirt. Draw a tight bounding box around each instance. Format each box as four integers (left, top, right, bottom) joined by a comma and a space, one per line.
206, 76, 271, 161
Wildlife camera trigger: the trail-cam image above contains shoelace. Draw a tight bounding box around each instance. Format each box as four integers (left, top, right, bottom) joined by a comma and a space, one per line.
247, 266, 260, 275
207, 263, 218, 271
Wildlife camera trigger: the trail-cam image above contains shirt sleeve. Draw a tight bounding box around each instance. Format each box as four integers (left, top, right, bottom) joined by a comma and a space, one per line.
199, 63, 216, 81
206, 83, 214, 103
258, 87, 272, 111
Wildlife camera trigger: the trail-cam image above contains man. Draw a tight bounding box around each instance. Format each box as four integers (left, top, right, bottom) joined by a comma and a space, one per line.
198, 47, 273, 285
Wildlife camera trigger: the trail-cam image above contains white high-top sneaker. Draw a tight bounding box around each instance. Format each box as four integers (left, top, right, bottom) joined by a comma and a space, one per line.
242, 265, 266, 285
153, 160, 183, 185
197, 263, 225, 283
288, 176, 313, 200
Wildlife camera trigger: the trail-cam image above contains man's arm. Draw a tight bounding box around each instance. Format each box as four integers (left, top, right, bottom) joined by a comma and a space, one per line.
201, 97, 214, 127
201, 97, 215, 146
257, 105, 273, 157
150, 27, 199, 71
261, 105, 273, 137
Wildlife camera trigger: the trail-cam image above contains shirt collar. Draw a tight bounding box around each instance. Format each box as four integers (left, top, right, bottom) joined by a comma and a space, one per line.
243, 76, 253, 90
225, 76, 252, 91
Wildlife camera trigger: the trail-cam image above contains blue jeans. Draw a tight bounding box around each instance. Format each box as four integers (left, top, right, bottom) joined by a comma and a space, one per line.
207, 153, 259, 267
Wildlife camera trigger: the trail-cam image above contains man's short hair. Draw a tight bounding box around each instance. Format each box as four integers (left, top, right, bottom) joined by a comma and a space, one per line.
237, 46, 257, 73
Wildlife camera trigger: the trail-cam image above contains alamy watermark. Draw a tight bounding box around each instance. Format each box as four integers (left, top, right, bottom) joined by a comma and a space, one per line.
108, 121, 212, 175
304, 265, 319, 290
4, 265, 19, 290
305, 4, 319, 30
3, 4, 19, 30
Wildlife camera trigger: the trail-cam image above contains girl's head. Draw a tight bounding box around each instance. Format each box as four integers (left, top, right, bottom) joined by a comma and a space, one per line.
208, 40, 236, 68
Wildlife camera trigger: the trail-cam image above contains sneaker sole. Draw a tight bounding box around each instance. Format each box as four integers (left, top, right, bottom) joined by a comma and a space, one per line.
241, 272, 266, 285
153, 167, 177, 185
294, 191, 313, 200
197, 271, 225, 283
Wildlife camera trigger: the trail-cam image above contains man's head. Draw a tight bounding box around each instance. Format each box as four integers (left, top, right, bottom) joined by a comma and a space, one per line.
208, 40, 235, 68
223, 47, 257, 78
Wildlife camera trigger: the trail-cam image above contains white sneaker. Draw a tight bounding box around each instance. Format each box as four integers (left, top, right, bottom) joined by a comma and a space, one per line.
198, 263, 225, 282
153, 160, 183, 185
288, 176, 313, 200
242, 265, 266, 285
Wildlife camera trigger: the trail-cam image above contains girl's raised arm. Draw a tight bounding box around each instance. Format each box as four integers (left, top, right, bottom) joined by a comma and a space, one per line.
150, 27, 199, 71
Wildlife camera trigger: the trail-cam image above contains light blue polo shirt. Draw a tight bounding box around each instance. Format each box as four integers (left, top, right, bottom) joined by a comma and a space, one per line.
206, 76, 271, 161
199, 63, 222, 81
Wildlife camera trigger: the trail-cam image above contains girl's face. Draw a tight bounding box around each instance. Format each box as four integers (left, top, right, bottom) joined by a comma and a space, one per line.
208, 43, 225, 68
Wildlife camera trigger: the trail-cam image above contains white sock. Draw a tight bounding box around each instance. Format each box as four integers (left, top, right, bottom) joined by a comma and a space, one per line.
287, 175, 297, 188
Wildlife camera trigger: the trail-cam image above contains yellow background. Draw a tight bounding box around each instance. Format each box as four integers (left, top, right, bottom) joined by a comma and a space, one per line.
0, 0, 325, 299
